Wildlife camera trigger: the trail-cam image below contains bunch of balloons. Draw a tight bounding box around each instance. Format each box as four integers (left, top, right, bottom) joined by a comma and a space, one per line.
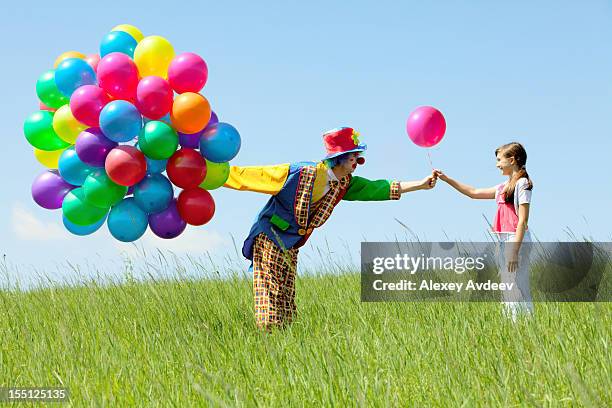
25, 24, 241, 242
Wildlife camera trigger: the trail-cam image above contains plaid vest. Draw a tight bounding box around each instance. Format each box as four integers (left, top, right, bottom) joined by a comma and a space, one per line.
242, 161, 350, 260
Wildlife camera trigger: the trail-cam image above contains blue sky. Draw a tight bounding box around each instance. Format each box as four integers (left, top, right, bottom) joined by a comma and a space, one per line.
1, 1, 611, 285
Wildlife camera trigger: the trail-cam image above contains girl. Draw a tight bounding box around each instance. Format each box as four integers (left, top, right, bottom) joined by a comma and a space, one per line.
433, 142, 534, 321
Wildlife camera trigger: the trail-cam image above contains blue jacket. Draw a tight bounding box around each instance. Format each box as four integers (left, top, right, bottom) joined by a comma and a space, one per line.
242, 161, 316, 260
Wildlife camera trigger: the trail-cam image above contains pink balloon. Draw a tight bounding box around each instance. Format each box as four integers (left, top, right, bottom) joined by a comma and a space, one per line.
85, 54, 101, 72
406, 106, 446, 148
70, 85, 111, 127
97, 52, 139, 101
168, 52, 208, 94
136, 76, 173, 120
39, 101, 56, 112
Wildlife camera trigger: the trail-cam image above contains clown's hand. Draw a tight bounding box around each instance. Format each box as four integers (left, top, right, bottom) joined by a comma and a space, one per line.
421, 173, 437, 190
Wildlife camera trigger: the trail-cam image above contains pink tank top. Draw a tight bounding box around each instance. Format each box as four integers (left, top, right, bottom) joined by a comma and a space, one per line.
493, 183, 521, 233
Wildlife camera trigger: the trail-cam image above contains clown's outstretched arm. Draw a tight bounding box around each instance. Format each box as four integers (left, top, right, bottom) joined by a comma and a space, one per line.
397, 173, 437, 194
223, 163, 291, 195
343, 172, 437, 201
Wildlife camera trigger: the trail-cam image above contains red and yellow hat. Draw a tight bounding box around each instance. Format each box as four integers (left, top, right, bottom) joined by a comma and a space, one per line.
322, 127, 367, 159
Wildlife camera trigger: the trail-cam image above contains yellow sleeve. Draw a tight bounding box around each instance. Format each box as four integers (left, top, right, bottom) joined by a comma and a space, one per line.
223, 163, 290, 194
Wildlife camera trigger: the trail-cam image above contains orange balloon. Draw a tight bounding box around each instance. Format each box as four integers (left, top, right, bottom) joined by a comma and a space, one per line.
170, 93, 211, 134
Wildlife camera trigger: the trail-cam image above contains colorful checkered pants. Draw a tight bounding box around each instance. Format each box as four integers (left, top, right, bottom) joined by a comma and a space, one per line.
252, 232, 299, 329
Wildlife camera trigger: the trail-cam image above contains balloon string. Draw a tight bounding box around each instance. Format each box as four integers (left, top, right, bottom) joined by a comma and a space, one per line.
426, 150, 434, 170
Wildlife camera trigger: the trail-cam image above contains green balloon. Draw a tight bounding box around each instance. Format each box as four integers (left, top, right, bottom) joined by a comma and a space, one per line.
83, 170, 128, 208
24, 110, 70, 151
138, 121, 178, 160
199, 160, 230, 190
36, 70, 69, 109
62, 187, 108, 226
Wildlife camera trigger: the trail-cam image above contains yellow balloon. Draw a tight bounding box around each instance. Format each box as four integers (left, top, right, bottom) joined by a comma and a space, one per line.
34, 147, 67, 168
54, 51, 86, 68
111, 24, 144, 42
134, 35, 175, 79
52, 105, 88, 144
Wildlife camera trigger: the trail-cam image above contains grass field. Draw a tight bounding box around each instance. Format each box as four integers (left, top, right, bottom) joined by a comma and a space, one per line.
0, 256, 610, 407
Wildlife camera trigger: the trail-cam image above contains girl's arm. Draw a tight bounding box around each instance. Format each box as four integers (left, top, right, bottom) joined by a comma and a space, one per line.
507, 203, 530, 272
433, 169, 496, 199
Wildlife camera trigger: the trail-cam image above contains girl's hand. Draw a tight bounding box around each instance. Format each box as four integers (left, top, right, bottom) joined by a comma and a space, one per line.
507, 252, 519, 273
433, 169, 449, 182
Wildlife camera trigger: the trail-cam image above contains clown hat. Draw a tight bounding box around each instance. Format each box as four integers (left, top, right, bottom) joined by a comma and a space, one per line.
322, 127, 367, 159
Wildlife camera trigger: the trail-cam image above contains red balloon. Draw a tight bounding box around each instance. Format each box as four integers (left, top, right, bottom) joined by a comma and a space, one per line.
177, 188, 215, 226
136, 76, 173, 120
167, 149, 207, 189
39, 101, 56, 112
105, 146, 147, 186
97, 53, 139, 101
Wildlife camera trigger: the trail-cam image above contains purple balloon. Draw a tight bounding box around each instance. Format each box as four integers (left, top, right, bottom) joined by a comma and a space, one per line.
148, 199, 186, 239
178, 111, 218, 148
208, 111, 219, 127
178, 132, 201, 149
75, 128, 118, 167
31, 170, 75, 209
177, 132, 200, 149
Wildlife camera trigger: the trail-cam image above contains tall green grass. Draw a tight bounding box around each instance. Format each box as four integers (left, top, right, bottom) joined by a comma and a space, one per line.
0, 250, 610, 406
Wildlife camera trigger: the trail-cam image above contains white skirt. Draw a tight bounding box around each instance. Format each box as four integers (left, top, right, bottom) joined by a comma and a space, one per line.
494, 230, 534, 317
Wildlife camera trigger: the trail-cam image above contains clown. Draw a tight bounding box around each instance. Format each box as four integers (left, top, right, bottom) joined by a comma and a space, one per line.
223, 127, 437, 330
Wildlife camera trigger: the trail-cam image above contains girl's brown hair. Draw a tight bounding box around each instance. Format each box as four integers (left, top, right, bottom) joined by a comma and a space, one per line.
495, 142, 533, 203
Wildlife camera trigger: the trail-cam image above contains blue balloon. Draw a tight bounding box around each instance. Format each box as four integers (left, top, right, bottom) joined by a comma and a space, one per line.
58, 147, 95, 185
107, 197, 148, 242
142, 114, 171, 127
199, 123, 241, 163
146, 157, 167, 174
55, 58, 97, 97
143, 115, 170, 126
159, 113, 172, 125
134, 174, 173, 214
63, 214, 107, 236
100, 31, 138, 58
99, 100, 143, 143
